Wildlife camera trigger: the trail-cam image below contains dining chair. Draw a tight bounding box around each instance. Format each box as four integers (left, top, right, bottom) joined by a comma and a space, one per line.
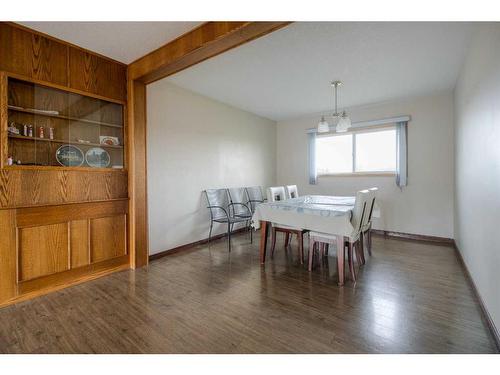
307, 190, 370, 285
245, 186, 265, 213
204, 188, 251, 251
227, 187, 253, 243
285, 185, 299, 199
266, 186, 306, 264
360, 187, 378, 259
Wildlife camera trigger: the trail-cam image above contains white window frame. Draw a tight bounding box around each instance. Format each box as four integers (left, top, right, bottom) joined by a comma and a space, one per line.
316, 124, 397, 177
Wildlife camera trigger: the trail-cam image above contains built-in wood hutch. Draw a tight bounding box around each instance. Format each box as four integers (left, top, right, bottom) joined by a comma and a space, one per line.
0, 22, 129, 306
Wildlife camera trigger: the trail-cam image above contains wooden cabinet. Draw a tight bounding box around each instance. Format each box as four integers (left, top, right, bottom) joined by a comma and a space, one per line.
0, 22, 130, 308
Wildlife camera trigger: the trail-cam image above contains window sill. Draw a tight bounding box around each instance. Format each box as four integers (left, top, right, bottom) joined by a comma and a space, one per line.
318, 172, 396, 177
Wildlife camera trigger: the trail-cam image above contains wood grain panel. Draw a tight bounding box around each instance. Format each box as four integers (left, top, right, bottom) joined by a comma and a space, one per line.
17, 199, 128, 227
0, 169, 127, 208
70, 219, 90, 268
69, 48, 126, 101
90, 215, 127, 263
0, 209, 17, 302
0, 23, 68, 86
16, 255, 128, 298
128, 80, 148, 268
0, 72, 7, 168
18, 222, 69, 282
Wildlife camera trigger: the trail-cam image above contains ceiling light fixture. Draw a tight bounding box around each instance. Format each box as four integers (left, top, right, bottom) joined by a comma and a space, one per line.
317, 80, 351, 133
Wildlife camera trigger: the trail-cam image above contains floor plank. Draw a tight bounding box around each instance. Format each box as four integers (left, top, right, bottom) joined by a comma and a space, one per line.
0, 232, 497, 353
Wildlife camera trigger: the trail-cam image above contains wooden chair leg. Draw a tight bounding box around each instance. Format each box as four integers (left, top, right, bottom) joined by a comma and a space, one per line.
336, 236, 345, 286
284, 232, 290, 248
347, 241, 357, 282
270, 227, 277, 258
308, 238, 315, 271
367, 230, 372, 256
358, 237, 366, 265
297, 231, 304, 265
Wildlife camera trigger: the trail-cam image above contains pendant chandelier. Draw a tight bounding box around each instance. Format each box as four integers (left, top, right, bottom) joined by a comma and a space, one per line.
317, 80, 351, 133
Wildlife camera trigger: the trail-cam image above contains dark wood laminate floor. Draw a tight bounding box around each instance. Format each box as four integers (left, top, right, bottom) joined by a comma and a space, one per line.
0, 232, 497, 353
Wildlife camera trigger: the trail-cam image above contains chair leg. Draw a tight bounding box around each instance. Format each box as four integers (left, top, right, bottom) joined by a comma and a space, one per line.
247, 220, 253, 244
336, 236, 345, 286
358, 237, 366, 265
208, 221, 213, 244
347, 241, 357, 282
284, 232, 290, 249
308, 238, 315, 271
227, 222, 232, 252
297, 231, 304, 265
270, 227, 277, 258
367, 230, 372, 256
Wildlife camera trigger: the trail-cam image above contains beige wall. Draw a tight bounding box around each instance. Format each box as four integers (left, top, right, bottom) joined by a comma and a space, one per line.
147, 81, 276, 255
277, 92, 455, 238
454, 24, 500, 332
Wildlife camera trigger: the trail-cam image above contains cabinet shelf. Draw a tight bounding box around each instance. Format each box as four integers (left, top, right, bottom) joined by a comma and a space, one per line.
8, 134, 124, 149
8, 106, 123, 128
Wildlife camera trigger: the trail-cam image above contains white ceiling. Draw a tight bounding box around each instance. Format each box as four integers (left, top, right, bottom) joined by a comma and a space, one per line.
167, 22, 477, 121
19, 22, 202, 64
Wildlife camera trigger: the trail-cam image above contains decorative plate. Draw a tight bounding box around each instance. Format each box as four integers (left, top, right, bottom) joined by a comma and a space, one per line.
99, 135, 120, 146
85, 147, 110, 168
55, 145, 84, 167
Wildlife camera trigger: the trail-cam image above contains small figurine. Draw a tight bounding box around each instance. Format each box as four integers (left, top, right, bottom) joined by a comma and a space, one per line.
7, 123, 20, 135
39, 126, 45, 139
7, 156, 13, 166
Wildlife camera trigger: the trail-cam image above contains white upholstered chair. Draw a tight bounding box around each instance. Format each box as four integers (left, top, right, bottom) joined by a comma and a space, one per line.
360, 187, 378, 258
266, 186, 306, 264
267, 186, 286, 202
285, 185, 299, 199
307, 190, 371, 285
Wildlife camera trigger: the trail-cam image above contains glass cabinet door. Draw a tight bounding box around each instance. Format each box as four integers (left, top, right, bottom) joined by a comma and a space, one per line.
6, 77, 124, 169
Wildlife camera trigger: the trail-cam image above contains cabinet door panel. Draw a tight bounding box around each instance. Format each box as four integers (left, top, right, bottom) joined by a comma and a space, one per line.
0, 210, 17, 301
69, 49, 126, 101
90, 215, 126, 263
70, 219, 90, 268
18, 222, 69, 281
0, 23, 68, 86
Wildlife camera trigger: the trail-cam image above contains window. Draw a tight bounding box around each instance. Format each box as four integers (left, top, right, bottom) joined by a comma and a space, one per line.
316, 127, 396, 175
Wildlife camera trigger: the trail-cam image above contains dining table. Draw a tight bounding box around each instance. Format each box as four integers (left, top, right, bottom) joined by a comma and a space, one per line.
252, 195, 380, 283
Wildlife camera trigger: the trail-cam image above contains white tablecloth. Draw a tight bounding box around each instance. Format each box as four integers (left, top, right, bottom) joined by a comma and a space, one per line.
252, 195, 380, 237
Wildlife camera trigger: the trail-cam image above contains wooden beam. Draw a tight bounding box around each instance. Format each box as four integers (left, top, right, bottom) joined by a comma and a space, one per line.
128, 79, 148, 268
126, 21, 291, 268
128, 21, 291, 84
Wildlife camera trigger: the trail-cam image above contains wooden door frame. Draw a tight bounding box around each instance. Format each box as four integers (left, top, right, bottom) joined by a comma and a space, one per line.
126, 21, 291, 268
